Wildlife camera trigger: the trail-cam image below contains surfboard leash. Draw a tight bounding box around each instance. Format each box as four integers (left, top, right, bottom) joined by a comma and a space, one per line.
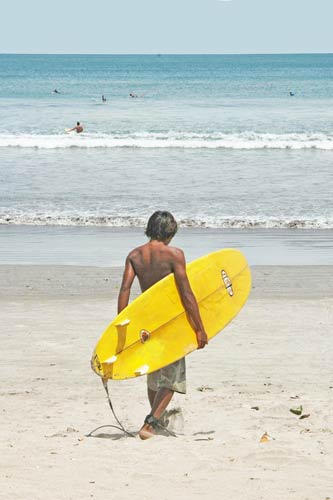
100, 379, 178, 437
102, 379, 136, 437
144, 413, 177, 437
86, 379, 135, 438
87, 379, 178, 439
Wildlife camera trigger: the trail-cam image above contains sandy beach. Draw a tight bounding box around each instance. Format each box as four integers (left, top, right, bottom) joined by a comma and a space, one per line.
0, 265, 332, 500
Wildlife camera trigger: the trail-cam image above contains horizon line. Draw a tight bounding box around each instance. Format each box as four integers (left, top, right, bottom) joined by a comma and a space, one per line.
1, 51, 333, 56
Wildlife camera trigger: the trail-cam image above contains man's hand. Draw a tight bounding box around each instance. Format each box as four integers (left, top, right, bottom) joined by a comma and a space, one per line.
196, 330, 208, 349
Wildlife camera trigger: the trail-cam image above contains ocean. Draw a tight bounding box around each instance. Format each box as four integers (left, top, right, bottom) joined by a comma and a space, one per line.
1, 53, 333, 265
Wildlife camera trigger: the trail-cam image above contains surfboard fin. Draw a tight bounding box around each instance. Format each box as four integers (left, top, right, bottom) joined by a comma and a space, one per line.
104, 355, 118, 364
134, 364, 149, 376
115, 319, 130, 327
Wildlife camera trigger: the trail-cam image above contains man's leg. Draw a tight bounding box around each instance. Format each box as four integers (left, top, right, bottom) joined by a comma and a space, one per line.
151, 387, 174, 418
141, 359, 185, 439
139, 387, 174, 440
148, 387, 157, 409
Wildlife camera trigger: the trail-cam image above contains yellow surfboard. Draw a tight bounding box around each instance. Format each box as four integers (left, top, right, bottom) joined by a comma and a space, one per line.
91, 248, 251, 380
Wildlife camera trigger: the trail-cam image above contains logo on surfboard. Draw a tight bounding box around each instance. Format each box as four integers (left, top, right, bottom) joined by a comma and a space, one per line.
221, 270, 234, 296
140, 329, 151, 343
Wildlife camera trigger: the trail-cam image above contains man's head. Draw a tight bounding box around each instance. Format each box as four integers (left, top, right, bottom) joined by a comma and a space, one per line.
77, 122, 80, 126
145, 211, 178, 242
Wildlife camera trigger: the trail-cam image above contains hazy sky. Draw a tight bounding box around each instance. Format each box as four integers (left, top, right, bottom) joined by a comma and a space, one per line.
1, 0, 332, 54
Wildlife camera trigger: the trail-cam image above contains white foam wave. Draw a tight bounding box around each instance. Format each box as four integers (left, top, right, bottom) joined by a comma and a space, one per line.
1, 131, 333, 150
1, 214, 333, 229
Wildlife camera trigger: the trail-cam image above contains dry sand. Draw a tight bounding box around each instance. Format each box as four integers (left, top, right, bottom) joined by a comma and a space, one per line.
1, 265, 333, 500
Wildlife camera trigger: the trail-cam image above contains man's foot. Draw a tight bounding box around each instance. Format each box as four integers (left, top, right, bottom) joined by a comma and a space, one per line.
139, 423, 155, 440
139, 414, 161, 440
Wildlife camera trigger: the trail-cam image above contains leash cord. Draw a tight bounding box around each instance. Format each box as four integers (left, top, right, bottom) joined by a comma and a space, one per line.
86, 380, 177, 439
86, 379, 135, 438
102, 380, 135, 437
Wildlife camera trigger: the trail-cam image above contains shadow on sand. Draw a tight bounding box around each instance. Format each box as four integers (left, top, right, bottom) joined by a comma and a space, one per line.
86, 424, 137, 440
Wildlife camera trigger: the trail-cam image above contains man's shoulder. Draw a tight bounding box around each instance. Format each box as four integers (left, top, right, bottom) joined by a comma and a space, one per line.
127, 243, 147, 259
127, 246, 141, 258
167, 244, 183, 253
166, 245, 185, 260
127, 242, 185, 262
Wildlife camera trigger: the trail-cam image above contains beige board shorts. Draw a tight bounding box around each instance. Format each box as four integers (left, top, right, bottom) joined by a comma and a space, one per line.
147, 358, 186, 394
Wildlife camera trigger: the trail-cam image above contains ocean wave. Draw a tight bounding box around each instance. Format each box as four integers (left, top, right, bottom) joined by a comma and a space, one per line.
1, 131, 333, 150
1, 214, 333, 229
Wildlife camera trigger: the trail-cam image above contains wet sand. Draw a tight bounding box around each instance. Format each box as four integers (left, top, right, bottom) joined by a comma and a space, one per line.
1, 265, 332, 500
2, 225, 333, 266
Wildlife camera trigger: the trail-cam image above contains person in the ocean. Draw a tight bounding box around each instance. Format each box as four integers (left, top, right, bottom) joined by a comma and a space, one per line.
66, 122, 84, 133
102, 95, 107, 102
52, 89, 60, 94
289, 91, 295, 96
117, 211, 208, 440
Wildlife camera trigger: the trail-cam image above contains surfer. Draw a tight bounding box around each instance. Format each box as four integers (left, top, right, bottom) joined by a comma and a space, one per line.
129, 92, 145, 98
117, 211, 208, 440
102, 95, 107, 102
66, 122, 84, 134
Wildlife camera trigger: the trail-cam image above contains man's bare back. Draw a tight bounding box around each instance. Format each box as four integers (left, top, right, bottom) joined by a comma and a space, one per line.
127, 240, 181, 292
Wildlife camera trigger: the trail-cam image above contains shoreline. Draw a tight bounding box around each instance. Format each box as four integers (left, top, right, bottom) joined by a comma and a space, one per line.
1, 225, 333, 266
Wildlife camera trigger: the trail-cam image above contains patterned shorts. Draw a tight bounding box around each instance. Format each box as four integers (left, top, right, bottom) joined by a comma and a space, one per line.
147, 358, 186, 394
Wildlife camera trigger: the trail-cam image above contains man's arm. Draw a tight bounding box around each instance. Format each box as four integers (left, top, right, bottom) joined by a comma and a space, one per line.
172, 249, 208, 349
117, 256, 136, 313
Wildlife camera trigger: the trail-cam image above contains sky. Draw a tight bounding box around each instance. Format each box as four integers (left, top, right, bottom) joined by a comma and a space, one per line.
1, 0, 332, 54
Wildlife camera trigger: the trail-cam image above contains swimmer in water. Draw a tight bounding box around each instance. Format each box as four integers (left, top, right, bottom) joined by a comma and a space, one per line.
102, 95, 107, 102
129, 92, 138, 98
52, 89, 60, 94
66, 122, 84, 134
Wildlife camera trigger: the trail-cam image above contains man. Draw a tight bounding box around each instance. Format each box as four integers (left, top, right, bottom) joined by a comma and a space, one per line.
117, 211, 208, 439
66, 122, 83, 133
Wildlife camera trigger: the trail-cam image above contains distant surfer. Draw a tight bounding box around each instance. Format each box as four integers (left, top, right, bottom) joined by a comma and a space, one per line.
102, 95, 107, 102
129, 92, 145, 98
66, 122, 84, 134
52, 89, 60, 94
129, 92, 145, 99
289, 91, 295, 96
117, 211, 208, 440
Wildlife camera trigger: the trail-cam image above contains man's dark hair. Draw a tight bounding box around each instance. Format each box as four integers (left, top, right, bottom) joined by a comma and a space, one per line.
145, 211, 178, 241
77, 122, 80, 126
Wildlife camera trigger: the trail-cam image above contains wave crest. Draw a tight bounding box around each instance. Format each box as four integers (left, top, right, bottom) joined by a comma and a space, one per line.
1, 131, 333, 150
1, 214, 332, 229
